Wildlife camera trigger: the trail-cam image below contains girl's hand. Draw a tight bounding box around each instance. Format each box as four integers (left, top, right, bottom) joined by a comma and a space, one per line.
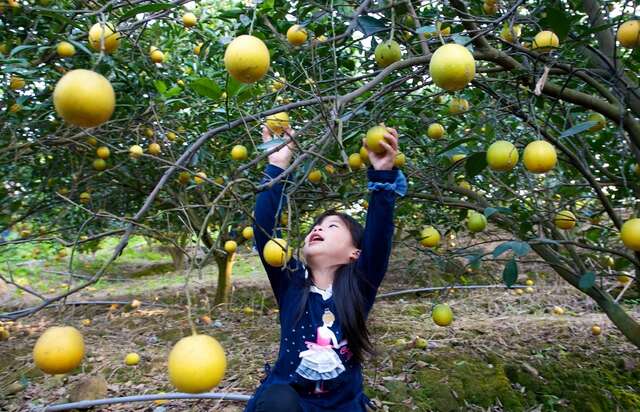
362, 124, 399, 171
263, 124, 295, 169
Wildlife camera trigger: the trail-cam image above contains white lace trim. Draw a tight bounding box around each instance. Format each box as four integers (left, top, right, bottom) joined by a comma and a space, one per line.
310, 284, 333, 300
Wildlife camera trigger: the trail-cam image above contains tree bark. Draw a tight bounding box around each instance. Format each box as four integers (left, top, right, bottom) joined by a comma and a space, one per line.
214, 252, 235, 305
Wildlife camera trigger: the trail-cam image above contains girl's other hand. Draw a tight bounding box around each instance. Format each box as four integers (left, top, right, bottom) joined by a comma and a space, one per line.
363, 124, 398, 171
263, 124, 295, 169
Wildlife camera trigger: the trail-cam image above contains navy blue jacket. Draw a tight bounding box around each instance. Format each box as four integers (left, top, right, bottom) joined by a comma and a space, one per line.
245, 163, 403, 412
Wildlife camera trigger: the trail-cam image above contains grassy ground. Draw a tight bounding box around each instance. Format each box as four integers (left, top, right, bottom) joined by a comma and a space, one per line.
0, 242, 639, 411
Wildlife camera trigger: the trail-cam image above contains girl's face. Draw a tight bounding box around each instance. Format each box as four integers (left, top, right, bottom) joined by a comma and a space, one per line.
303, 215, 360, 265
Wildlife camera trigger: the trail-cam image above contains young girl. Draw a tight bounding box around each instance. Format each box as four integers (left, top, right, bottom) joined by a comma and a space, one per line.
245, 124, 407, 412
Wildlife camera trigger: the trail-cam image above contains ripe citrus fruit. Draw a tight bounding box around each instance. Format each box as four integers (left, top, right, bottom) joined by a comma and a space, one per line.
194, 42, 203, 55
265, 112, 289, 135
394, 152, 406, 168
427, 123, 445, 139
224, 240, 237, 254
365, 125, 389, 153
93, 158, 107, 171
525, 279, 534, 286
10, 75, 25, 90
287, 24, 307, 46
552, 306, 564, 315
57, 41, 76, 57
96, 146, 110, 159
224, 35, 270, 84
532, 30, 559, 52
231, 145, 248, 161
359, 146, 370, 164
449, 98, 469, 115
374, 40, 402, 68
554, 210, 576, 230
194, 172, 207, 185
486, 140, 519, 171
500, 24, 522, 43
348, 153, 363, 169
178, 171, 190, 185
168, 334, 226, 393
457, 179, 472, 190
587, 113, 606, 132
125, 353, 140, 366
167, 131, 177, 141
467, 212, 487, 233
33, 326, 85, 374
617, 20, 640, 48
53, 69, 115, 128
432, 304, 453, 326
148, 143, 161, 156
420, 226, 440, 247
79, 192, 91, 203
129, 145, 143, 159
429, 43, 476, 91
522, 140, 557, 173
617, 273, 632, 284
242, 226, 254, 240
263, 238, 292, 267
182, 12, 197, 28
88, 22, 120, 53
308, 169, 322, 183
451, 154, 466, 163
150, 49, 164, 63
591, 325, 602, 336
621, 218, 640, 251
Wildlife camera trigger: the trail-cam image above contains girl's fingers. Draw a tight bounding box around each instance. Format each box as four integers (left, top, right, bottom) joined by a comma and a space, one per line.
383, 133, 398, 151
261, 125, 271, 142
362, 137, 368, 149
378, 140, 396, 155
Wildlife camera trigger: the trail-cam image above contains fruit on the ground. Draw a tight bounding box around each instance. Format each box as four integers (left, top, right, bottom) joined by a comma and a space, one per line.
243, 307, 254, 315
79, 192, 91, 204
617, 20, 640, 48
182, 12, 197, 28
265, 112, 289, 135
130, 299, 141, 309
602, 255, 615, 268
451, 154, 466, 163
53, 70, 115, 128
57, 41, 76, 57
515, 288, 524, 295
0, 326, 9, 341
432, 303, 453, 326
194, 172, 207, 185
33, 326, 85, 374
348, 153, 363, 169
427, 123, 445, 139
591, 325, 602, 336
308, 169, 322, 183
554, 210, 576, 230
525, 287, 534, 293
394, 338, 407, 345
394, 152, 406, 167
621, 218, 640, 251
467, 212, 487, 233
522, 140, 557, 173
224, 35, 270, 84
263, 238, 292, 267
552, 306, 564, 315
231, 145, 248, 161
224, 240, 237, 254
81, 319, 91, 326
287, 24, 307, 46
168, 334, 226, 393
457, 179, 472, 190
414, 337, 428, 349
429, 43, 476, 91
96, 146, 110, 159
420, 226, 440, 247
366, 125, 389, 154
125, 353, 140, 366
500, 24, 522, 42
617, 273, 632, 284
486, 140, 519, 171
532, 30, 559, 52
588, 113, 606, 132
449, 98, 469, 115
525, 279, 534, 286
150, 49, 164, 63
148, 143, 161, 156
88, 22, 120, 53
93, 158, 107, 171
242, 226, 254, 240
374, 40, 402, 68
129, 145, 143, 159
9, 75, 25, 90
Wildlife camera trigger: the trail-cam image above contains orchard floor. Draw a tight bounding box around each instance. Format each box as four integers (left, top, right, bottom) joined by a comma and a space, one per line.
1, 254, 639, 412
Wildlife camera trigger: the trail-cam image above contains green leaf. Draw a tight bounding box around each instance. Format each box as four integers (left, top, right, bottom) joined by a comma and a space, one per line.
218, 8, 244, 19
357, 16, 387, 36
436, 137, 475, 156
154, 80, 167, 94
452, 34, 474, 51
484, 207, 512, 218
464, 152, 487, 178
190, 78, 221, 99
119, 3, 176, 21
9, 45, 38, 57
540, 6, 571, 40
559, 121, 597, 138
579, 271, 596, 290
416, 25, 436, 34
260, 0, 275, 11
503, 258, 518, 287
163, 86, 182, 98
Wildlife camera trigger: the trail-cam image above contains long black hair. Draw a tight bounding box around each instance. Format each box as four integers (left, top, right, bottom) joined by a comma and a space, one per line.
293, 209, 375, 364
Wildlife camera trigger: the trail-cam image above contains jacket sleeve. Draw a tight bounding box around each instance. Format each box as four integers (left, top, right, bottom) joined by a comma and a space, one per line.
253, 163, 299, 306
356, 166, 402, 309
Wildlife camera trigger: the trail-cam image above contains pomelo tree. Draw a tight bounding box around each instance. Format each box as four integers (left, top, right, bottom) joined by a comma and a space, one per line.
1, 0, 640, 348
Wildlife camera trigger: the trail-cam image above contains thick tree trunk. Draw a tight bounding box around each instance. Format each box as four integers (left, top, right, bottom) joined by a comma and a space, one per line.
167, 246, 186, 271
214, 252, 235, 305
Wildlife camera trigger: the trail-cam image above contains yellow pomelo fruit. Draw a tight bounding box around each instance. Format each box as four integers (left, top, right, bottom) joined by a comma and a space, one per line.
150, 49, 164, 63
554, 210, 576, 230
525, 279, 534, 286
194, 172, 207, 185
308, 169, 322, 183
359, 147, 369, 164
348, 153, 363, 169
432, 304, 453, 326
532, 30, 559, 52
457, 179, 471, 190
178, 171, 190, 184
9, 103, 21, 113
182, 12, 197, 28
224, 240, 237, 254
224, 35, 270, 84
125, 353, 140, 366
420, 226, 440, 247
88, 22, 120, 53
168, 334, 226, 393
287, 24, 307, 46
231, 145, 248, 161
33, 326, 85, 374
486, 140, 519, 171
591, 325, 602, 336
10, 75, 26, 90
449, 98, 469, 115
53, 69, 115, 128
96, 146, 110, 159
263, 238, 292, 267
522, 140, 557, 173
166, 131, 177, 141
79, 192, 91, 203
621, 218, 640, 251
129, 144, 143, 159
57, 41, 76, 58
365, 125, 389, 154
148, 143, 161, 156
325, 164, 335, 174
617, 273, 632, 284
483, 2, 497, 15
617, 20, 640, 48
265, 112, 289, 135
427, 123, 445, 139
451, 154, 466, 163
429, 43, 476, 91
552, 306, 564, 315
500, 24, 522, 43
194, 42, 203, 55
588, 113, 606, 132
467, 212, 487, 233
93, 158, 107, 171
394, 152, 406, 168
374, 40, 402, 68
242, 226, 254, 240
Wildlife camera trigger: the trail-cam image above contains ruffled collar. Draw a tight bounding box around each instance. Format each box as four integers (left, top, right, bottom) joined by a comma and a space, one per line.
310, 284, 333, 300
